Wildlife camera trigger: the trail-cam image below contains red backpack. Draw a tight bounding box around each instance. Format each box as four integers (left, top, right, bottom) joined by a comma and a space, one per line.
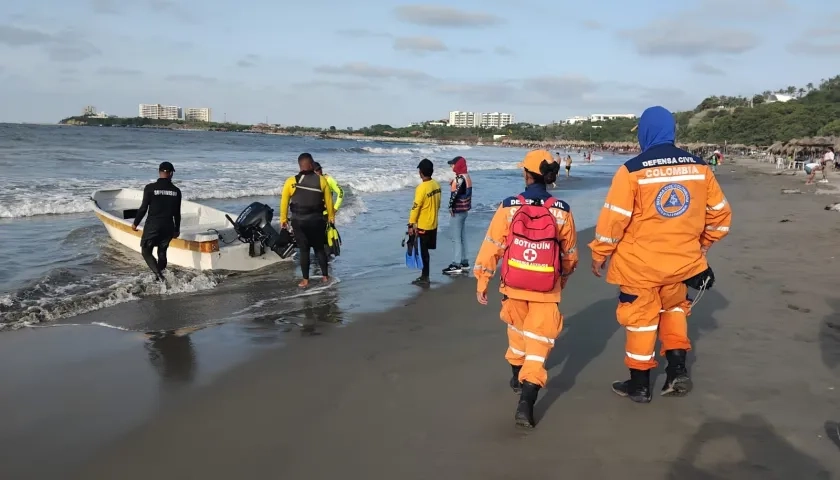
501, 195, 562, 292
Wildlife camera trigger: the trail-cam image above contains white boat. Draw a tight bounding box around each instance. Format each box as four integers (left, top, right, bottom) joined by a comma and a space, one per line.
91, 188, 286, 271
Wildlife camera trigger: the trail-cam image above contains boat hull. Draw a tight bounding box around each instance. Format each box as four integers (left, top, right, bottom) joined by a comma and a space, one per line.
92, 189, 286, 272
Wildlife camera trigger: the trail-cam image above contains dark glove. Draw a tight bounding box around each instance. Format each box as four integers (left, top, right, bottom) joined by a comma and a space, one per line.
684, 265, 715, 290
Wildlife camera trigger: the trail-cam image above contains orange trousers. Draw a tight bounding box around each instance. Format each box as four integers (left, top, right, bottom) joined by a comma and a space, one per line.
616, 283, 692, 370
500, 298, 563, 387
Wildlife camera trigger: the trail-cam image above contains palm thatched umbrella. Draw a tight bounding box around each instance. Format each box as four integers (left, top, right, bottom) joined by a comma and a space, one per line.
767, 141, 784, 154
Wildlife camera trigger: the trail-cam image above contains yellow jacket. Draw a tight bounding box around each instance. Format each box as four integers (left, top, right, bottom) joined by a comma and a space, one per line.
408, 179, 442, 231
279, 174, 335, 224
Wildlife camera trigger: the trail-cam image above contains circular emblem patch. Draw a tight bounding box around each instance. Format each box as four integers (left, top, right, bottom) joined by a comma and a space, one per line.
655, 183, 690, 218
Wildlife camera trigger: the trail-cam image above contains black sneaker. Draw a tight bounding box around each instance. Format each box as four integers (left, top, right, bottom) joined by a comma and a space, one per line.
661, 349, 693, 397
411, 276, 430, 287
442, 264, 462, 275
460, 261, 470, 269
611, 368, 652, 403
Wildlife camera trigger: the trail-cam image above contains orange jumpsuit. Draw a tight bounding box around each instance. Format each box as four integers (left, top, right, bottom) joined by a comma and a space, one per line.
589, 146, 732, 370
475, 190, 578, 387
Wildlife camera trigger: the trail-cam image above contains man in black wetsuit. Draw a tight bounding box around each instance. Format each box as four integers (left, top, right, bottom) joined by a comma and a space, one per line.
279, 153, 335, 287
132, 162, 182, 282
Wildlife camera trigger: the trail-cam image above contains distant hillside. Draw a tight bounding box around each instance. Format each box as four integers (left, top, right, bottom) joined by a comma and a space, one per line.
675, 75, 840, 145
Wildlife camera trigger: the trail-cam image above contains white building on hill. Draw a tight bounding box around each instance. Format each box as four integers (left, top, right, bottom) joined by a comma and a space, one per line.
139, 104, 182, 120
480, 112, 514, 128
449, 111, 515, 128
185, 107, 212, 122
588, 113, 637, 122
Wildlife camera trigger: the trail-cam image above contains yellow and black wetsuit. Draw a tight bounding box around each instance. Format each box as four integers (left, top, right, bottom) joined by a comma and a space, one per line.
280, 171, 335, 280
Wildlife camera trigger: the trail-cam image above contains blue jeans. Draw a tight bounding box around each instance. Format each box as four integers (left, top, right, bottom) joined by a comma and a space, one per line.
450, 212, 468, 265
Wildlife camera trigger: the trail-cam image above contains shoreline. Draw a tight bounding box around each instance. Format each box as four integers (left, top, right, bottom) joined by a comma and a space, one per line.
1, 158, 840, 477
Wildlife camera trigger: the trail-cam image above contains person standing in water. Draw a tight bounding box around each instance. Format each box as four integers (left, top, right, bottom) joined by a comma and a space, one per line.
313, 162, 344, 215
280, 153, 335, 287
589, 106, 731, 403
474, 149, 578, 428
565, 154, 573, 178
443, 156, 472, 275
408, 158, 442, 286
132, 162, 182, 282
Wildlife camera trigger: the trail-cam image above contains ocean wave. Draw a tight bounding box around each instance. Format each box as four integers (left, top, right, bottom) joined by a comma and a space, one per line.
359, 145, 472, 155
0, 269, 222, 330
0, 159, 521, 217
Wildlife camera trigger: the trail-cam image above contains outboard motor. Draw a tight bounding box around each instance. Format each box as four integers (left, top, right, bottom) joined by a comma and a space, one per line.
226, 202, 296, 259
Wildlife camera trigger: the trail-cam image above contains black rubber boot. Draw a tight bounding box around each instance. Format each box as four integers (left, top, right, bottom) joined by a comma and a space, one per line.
509, 364, 522, 394
515, 381, 540, 428
661, 349, 692, 397
611, 369, 652, 403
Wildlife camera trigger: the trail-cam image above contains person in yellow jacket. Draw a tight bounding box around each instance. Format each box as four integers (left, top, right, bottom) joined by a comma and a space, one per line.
314, 162, 344, 214
474, 149, 578, 428
279, 153, 335, 287
407, 158, 442, 286
589, 106, 732, 404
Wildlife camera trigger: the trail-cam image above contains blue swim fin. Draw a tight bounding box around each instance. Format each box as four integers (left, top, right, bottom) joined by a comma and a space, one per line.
405, 235, 418, 269
413, 236, 424, 270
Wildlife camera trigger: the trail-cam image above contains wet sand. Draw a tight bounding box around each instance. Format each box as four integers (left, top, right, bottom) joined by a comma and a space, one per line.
4, 160, 840, 479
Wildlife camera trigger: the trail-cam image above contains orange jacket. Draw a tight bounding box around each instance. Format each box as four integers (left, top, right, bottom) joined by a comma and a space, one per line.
475, 187, 578, 302
588, 144, 732, 287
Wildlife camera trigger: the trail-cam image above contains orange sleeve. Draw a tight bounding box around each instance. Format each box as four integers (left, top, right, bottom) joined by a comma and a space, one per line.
558, 208, 578, 276
701, 172, 732, 246
474, 205, 509, 293
589, 166, 635, 262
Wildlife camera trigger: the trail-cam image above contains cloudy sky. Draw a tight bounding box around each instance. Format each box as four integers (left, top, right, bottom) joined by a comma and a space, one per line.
0, 0, 837, 127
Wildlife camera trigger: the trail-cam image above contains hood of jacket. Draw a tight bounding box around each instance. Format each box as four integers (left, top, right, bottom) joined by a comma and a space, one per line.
637, 106, 676, 152
452, 157, 468, 175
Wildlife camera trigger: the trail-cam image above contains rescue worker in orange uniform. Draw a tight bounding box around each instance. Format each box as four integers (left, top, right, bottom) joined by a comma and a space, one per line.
475, 149, 578, 428
589, 106, 732, 403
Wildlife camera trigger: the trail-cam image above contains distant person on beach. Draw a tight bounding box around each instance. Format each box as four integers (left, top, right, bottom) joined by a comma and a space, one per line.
708, 151, 719, 172
407, 158, 442, 286
280, 153, 335, 287
443, 156, 472, 275
828, 147, 837, 170
565, 154, 573, 178
804, 159, 826, 185
474, 149, 578, 428
132, 161, 182, 283
313, 162, 344, 214
589, 106, 732, 404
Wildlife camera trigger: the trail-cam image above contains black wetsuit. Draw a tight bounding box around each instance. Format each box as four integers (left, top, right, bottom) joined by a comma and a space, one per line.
289, 172, 328, 280
133, 178, 182, 279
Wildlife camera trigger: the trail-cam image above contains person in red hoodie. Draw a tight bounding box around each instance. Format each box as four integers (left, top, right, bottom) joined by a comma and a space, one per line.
443, 156, 473, 275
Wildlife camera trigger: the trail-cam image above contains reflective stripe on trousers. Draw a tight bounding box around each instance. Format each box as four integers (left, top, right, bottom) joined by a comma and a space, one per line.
616, 284, 692, 370
501, 298, 563, 387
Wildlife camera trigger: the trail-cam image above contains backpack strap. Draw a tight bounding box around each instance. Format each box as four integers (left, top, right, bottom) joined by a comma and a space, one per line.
516, 194, 526, 206
544, 196, 557, 209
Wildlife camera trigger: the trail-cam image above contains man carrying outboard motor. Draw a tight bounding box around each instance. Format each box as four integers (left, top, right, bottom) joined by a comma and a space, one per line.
280, 153, 336, 287
132, 161, 182, 282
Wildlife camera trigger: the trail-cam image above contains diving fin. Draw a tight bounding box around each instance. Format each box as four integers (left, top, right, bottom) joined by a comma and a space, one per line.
405, 235, 420, 269
326, 224, 342, 257
413, 236, 424, 270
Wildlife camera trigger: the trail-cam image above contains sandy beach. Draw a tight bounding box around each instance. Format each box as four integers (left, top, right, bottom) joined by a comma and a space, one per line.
2, 158, 840, 479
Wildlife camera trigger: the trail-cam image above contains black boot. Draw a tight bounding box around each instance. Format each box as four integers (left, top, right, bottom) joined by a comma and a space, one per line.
661, 349, 692, 397
515, 381, 540, 428
611, 369, 652, 403
509, 364, 522, 394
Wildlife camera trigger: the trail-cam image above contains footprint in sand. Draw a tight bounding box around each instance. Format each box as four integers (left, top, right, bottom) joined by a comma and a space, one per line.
734, 270, 755, 280
787, 304, 812, 314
